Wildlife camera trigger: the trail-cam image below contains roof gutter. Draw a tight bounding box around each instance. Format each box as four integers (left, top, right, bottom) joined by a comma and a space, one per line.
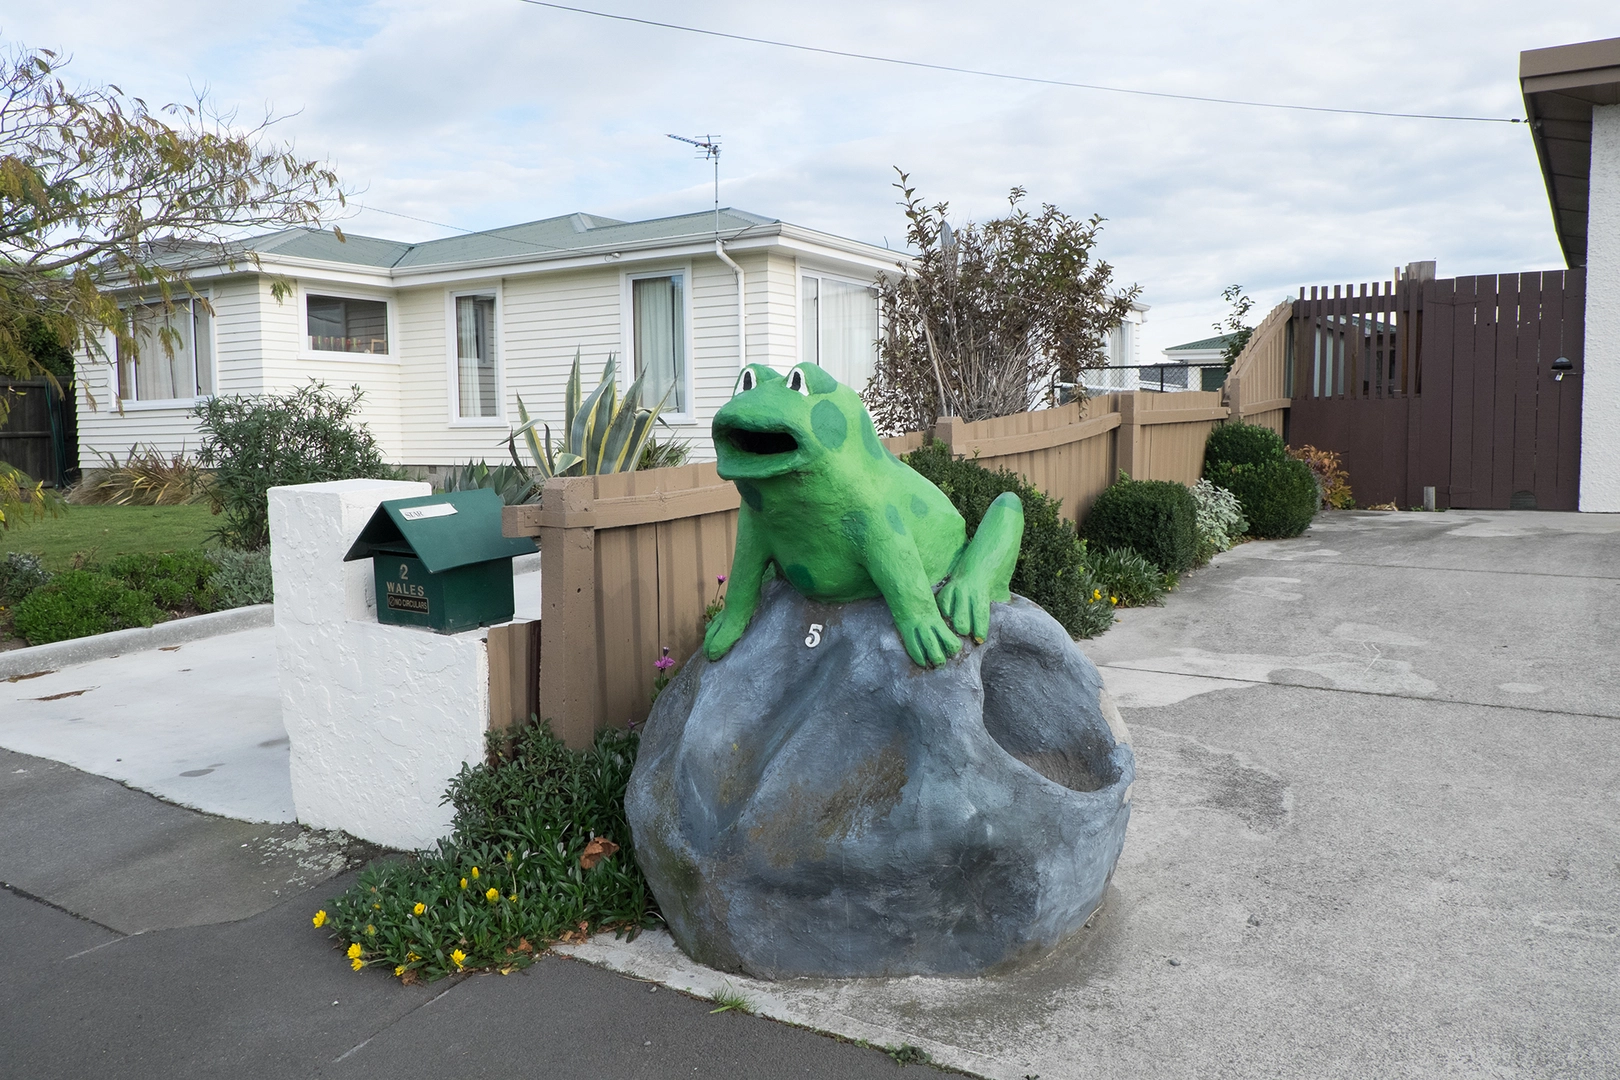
715, 240, 746, 369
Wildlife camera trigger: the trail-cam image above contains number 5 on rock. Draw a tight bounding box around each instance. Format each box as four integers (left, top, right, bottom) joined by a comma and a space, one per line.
805, 623, 823, 648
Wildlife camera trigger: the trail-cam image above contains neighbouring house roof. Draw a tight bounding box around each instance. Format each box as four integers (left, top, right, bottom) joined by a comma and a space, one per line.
1521, 35, 1620, 268
1164, 332, 1243, 354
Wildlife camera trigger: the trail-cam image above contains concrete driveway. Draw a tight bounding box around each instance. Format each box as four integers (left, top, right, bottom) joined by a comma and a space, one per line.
564, 509, 1620, 1079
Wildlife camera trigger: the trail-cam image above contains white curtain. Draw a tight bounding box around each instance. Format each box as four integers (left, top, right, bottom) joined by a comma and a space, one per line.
633, 275, 685, 412
192, 302, 213, 396
457, 296, 497, 418
817, 278, 878, 388
800, 276, 819, 365
120, 302, 192, 401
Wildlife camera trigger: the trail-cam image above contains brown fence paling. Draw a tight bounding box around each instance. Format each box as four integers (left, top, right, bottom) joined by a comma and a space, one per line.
501, 388, 1257, 744
1224, 301, 1294, 436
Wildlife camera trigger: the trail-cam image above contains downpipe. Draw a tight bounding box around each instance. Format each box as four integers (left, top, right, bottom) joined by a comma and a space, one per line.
715, 239, 745, 368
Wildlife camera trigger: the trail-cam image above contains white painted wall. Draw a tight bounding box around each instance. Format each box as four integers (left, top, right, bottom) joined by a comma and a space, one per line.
267, 478, 489, 851
1582, 103, 1620, 512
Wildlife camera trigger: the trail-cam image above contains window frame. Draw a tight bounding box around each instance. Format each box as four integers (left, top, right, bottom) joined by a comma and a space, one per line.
795, 265, 881, 389
113, 290, 216, 410
297, 283, 397, 363
619, 263, 695, 423
444, 283, 507, 428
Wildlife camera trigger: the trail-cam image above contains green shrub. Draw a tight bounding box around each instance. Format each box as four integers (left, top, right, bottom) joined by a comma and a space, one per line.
904, 441, 1115, 638
1090, 546, 1174, 607
1080, 475, 1199, 574
208, 548, 274, 608
320, 724, 656, 983
1191, 478, 1248, 562
0, 551, 50, 606
103, 550, 217, 611
12, 570, 163, 644
1204, 421, 1286, 469
195, 381, 400, 550
1206, 458, 1318, 538
438, 461, 540, 505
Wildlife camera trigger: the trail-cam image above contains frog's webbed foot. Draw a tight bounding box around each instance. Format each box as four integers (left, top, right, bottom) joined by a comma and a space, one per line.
703, 604, 751, 660
938, 491, 1025, 642
894, 608, 962, 668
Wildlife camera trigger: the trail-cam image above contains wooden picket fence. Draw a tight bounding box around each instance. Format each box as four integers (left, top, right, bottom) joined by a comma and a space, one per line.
493, 381, 1268, 747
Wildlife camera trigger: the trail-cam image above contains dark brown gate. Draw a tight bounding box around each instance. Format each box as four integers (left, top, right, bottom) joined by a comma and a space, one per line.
1289, 269, 1584, 510
0, 378, 77, 487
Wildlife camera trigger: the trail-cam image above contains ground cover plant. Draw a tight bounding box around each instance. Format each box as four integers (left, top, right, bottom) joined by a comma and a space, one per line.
1089, 546, 1175, 607
11, 568, 164, 644
1191, 478, 1248, 562
2, 503, 216, 571
317, 723, 657, 983
1079, 475, 1199, 575
207, 548, 273, 608
1203, 423, 1318, 539
903, 440, 1115, 638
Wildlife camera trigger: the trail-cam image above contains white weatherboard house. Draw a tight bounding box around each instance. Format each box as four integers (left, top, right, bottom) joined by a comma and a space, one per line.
77, 209, 900, 469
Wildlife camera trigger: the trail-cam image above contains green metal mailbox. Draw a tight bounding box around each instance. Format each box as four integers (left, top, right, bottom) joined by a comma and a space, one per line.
342, 489, 536, 634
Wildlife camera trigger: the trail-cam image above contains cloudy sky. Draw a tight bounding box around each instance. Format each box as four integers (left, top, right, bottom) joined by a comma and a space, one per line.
7, 2, 1615, 356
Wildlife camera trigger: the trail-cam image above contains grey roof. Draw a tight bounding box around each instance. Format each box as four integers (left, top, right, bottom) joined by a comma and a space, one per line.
239, 208, 783, 272
1521, 36, 1620, 268
1164, 332, 1243, 353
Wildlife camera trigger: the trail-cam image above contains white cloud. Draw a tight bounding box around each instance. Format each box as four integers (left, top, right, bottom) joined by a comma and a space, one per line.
4, 0, 1607, 355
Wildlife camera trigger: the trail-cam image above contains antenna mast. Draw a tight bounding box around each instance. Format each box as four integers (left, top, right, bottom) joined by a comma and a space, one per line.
666, 133, 722, 237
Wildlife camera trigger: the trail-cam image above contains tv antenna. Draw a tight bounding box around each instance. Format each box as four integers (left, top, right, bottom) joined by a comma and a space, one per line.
667, 133, 722, 237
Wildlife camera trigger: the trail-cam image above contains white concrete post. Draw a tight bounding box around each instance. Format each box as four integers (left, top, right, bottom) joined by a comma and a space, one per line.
1582, 103, 1620, 512
268, 479, 491, 850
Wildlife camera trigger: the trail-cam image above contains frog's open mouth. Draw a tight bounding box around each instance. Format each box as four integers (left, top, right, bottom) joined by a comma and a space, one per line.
720, 425, 799, 457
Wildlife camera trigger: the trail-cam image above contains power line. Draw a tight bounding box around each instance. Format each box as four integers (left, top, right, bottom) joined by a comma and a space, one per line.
515, 0, 1525, 125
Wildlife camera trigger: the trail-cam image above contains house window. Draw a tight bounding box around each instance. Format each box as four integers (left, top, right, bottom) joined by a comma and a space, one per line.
117, 298, 213, 402
455, 295, 499, 418
631, 273, 686, 413
801, 274, 878, 389
307, 294, 388, 354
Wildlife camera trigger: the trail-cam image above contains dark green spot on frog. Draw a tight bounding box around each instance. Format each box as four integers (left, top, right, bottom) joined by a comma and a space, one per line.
706, 363, 1025, 667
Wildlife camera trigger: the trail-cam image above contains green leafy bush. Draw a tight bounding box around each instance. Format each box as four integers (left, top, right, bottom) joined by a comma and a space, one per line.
103, 550, 216, 611
0, 551, 50, 606
1090, 546, 1174, 607
195, 382, 399, 550
1192, 478, 1248, 561
320, 724, 656, 983
1204, 421, 1287, 469
1080, 475, 1199, 574
1206, 458, 1318, 538
207, 548, 274, 608
12, 569, 163, 644
904, 441, 1115, 638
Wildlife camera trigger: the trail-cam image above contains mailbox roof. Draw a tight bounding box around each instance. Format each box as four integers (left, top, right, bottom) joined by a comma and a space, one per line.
342, 488, 535, 572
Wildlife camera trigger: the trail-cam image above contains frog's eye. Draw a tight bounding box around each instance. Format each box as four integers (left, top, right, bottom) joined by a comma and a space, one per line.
733, 369, 757, 396
787, 368, 810, 397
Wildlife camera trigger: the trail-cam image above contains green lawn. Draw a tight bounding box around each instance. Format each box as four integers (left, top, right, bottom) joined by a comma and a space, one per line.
2, 503, 219, 570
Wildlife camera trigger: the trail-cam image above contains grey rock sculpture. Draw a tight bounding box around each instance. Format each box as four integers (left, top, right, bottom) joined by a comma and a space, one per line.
626, 580, 1134, 979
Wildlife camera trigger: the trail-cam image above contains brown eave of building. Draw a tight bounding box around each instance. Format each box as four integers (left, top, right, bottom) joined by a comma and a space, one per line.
1521, 36, 1620, 268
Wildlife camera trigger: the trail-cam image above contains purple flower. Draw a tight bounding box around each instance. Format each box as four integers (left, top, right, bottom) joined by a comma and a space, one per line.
717, 574, 727, 585
655, 656, 675, 671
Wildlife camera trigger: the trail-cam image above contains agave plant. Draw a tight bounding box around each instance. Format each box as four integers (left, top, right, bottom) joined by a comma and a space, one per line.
509, 350, 669, 479
438, 460, 541, 505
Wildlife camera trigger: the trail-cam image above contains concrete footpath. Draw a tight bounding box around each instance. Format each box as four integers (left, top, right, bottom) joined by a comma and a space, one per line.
2, 509, 1617, 1079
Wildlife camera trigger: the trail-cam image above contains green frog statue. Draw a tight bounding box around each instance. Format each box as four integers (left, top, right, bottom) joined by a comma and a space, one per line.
704, 362, 1025, 668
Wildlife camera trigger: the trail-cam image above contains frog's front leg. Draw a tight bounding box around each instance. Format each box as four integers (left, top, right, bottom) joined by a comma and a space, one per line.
704, 509, 770, 661
938, 491, 1024, 642
867, 530, 962, 668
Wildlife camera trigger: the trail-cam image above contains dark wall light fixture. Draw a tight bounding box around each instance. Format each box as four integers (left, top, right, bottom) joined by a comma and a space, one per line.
1551, 356, 1577, 382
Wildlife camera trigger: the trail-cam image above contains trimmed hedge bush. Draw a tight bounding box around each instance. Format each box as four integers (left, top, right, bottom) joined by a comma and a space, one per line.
1204, 421, 1286, 469
104, 550, 217, 611
1206, 458, 1318, 538
1079, 475, 1199, 574
904, 441, 1115, 638
12, 570, 163, 644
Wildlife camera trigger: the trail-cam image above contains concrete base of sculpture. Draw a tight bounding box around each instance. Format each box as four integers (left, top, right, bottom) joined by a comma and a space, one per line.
626, 580, 1134, 979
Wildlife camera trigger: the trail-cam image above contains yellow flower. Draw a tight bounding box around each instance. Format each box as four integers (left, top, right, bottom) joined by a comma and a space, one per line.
507, 894, 517, 902
413, 902, 426, 916
312, 910, 328, 928
485, 887, 499, 902
451, 949, 467, 968
1110, 596, 1118, 605
460, 878, 468, 889
351, 957, 364, 971
347, 942, 363, 960
470, 866, 480, 879
406, 952, 420, 962
365, 924, 376, 936
505, 851, 514, 862
395, 965, 406, 977
372, 903, 380, 910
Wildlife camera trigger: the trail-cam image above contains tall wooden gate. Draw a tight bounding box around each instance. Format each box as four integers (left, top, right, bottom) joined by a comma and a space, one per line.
1289, 269, 1584, 510
0, 378, 77, 487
